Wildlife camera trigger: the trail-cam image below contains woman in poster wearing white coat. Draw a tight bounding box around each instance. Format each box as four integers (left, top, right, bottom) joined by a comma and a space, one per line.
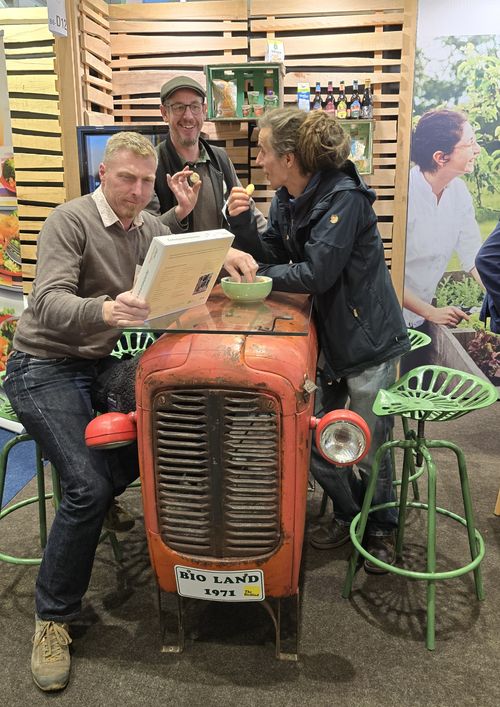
403, 109, 483, 331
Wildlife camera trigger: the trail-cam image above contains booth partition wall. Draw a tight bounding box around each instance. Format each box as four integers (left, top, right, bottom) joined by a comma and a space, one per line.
1, 0, 417, 300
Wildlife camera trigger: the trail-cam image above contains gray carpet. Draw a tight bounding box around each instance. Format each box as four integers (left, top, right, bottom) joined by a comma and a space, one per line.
1, 408, 499, 706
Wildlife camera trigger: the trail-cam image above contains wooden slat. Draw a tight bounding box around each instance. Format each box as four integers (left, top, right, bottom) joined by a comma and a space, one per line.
12, 133, 62, 152
80, 15, 110, 43
17, 171, 64, 184
6, 57, 55, 72
251, 31, 403, 58
111, 34, 247, 57
110, 20, 248, 34
84, 73, 113, 91
2, 24, 52, 43
16, 186, 66, 203
81, 33, 111, 63
11, 118, 61, 135
8, 97, 60, 116
250, 0, 404, 15
12, 153, 63, 169
20, 245, 38, 261
83, 84, 113, 112
81, 0, 109, 17
109, 0, 248, 22
110, 55, 249, 70
4, 43, 53, 56
112, 69, 206, 96
284, 72, 401, 88
80, 2, 110, 30
82, 49, 112, 81
7, 74, 57, 96
251, 12, 404, 31
17, 204, 54, 218
18, 220, 48, 233
0, 7, 48, 22
84, 110, 114, 126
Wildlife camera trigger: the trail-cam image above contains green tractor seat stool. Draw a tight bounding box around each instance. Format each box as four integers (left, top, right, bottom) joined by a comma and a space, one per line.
0, 376, 68, 564
0, 330, 158, 565
391, 328, 433, 501
317, 328, 432, 518
342, 365, 498, 650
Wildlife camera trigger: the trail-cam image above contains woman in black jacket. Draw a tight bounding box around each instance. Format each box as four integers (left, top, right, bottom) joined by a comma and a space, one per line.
228, 108, 410, 571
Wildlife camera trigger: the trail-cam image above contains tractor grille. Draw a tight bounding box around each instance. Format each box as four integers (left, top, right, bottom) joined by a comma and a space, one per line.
153, 388, 281, 558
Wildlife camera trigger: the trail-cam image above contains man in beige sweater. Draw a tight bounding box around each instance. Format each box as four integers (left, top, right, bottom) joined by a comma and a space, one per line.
3, 131, 256, 693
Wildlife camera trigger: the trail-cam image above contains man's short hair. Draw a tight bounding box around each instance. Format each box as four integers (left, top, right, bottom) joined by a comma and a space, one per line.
103, 131, 158, 166
160, 76, 206, 104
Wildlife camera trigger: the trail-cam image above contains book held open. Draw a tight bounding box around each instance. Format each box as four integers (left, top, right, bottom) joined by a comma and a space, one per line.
132, 228, 234, 321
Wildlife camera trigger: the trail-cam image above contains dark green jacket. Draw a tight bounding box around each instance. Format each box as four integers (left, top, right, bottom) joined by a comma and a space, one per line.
232, 162, 410, 377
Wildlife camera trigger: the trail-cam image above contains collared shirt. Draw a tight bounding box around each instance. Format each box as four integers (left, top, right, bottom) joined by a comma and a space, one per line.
92, 185, 145, 230
403, 165, 481, 327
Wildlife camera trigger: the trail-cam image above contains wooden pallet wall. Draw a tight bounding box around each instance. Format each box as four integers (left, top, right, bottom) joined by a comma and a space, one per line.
79, 0, 113, 125
2, 7, 66, 292
108, 0, 251, 184
105, 0, 416, 293
249, 0, 417, 292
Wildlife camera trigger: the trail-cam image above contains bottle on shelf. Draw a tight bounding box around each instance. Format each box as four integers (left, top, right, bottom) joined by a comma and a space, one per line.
324, 81, 335, 114
349, 80, 361, 119
311, 82, 323, 111
335, 81, 348, 120
361, 78, 373, 119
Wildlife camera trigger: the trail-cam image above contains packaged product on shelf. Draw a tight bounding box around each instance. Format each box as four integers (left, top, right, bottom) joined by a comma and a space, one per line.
297, 82, 311, 111
212, 78, 237, 118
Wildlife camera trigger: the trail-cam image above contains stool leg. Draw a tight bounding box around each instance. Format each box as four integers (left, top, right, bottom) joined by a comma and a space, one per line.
402, 418, 421, 501
34, 444, 48, 548
395, 444, 413, 557
450, 443, 484, 601
425, 450, 437, 651
50, 463, 62, 509
342, 443, 385, 597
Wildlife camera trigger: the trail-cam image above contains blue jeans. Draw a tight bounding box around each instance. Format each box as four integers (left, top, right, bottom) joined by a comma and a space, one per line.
3, 351, 139, 622
310, 358, 399, 535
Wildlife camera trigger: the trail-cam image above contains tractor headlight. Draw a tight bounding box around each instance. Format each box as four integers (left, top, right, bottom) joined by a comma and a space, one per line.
311, 410, 371, 466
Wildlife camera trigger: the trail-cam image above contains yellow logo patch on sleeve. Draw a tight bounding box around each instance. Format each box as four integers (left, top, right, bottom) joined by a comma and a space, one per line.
330, 214, 339, 224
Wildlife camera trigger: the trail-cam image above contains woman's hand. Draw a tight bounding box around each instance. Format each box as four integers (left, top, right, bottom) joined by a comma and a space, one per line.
223, 247, 258, 283
227, 186, 253, 218
426, 305, 469, 326
103, 291, 150, 327
166, 167, 202, 222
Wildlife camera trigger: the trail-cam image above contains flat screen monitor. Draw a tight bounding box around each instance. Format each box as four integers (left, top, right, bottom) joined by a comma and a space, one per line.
77, 124, 169, 196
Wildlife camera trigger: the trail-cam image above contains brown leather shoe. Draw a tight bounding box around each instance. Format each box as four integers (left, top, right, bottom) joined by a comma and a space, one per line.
310, 519, 350, 549
364, 533, 396, 574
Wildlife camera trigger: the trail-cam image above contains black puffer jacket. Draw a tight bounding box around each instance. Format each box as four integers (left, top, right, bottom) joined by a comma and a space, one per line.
232, 162, 410, 378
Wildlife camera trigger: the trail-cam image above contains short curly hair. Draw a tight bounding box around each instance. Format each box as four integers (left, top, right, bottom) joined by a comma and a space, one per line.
411, 109, 467, 173
258, 107, 350, 174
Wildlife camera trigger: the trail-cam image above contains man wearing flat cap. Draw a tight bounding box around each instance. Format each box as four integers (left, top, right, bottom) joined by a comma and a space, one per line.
149, 75, 266, 236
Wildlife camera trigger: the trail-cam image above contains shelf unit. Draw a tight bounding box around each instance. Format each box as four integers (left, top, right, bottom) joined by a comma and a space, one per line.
205, 62, 285, 122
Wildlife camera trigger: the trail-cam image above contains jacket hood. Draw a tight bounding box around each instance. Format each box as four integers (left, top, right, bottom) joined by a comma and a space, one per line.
280, 159, 375, 209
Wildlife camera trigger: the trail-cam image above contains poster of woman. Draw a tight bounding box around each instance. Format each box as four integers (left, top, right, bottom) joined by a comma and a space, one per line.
402, 0, 500, 383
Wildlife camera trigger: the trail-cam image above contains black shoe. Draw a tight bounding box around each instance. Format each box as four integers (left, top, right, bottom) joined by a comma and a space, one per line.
364, 533, 396, 574
310, 519, 350, 549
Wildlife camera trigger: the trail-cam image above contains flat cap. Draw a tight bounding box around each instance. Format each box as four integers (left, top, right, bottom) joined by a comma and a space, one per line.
160, 76, 206, 103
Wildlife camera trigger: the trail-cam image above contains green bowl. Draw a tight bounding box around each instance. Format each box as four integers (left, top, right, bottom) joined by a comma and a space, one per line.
220, 275, 272, 302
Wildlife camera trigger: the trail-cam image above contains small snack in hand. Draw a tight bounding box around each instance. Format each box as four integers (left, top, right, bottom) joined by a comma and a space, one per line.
189, 172, 200, 185
246, 183, 255, 196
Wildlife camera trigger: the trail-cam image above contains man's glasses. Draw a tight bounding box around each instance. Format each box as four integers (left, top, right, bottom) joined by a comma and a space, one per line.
165, 102, 204, 115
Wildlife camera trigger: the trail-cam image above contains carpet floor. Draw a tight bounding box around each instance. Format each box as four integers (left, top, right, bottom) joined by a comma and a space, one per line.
0, 408, 499, 706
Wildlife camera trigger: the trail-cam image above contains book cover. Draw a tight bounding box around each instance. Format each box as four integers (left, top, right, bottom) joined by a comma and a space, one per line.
132, 228, 234, 320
